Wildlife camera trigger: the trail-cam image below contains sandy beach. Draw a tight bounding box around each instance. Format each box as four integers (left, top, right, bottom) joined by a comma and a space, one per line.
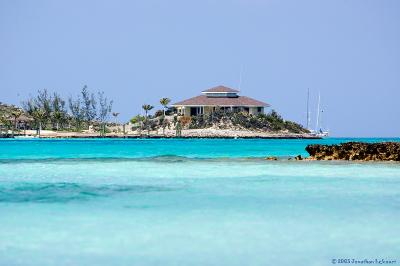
15, 128, 321, 139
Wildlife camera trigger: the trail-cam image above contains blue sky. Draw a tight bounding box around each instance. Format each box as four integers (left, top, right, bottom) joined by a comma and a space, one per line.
1, 0, 399, 137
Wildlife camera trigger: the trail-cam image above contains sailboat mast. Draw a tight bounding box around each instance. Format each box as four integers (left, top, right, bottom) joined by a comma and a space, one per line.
306, 88, 310, 129
316, 92, 321, 131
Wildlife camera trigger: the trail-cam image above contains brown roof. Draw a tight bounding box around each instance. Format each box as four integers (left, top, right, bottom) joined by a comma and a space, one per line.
173, 95, 269, 107
202, 85, 239, 93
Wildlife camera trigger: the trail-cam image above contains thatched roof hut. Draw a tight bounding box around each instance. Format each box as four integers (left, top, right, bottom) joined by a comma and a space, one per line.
5, 114, 34, 122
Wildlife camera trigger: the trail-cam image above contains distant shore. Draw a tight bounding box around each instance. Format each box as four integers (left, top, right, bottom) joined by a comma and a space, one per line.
4, 129, 321, 139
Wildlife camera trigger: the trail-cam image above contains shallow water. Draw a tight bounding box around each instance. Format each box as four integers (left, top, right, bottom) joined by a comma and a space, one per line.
0, 139, 399, 265
1, 137, 399, 159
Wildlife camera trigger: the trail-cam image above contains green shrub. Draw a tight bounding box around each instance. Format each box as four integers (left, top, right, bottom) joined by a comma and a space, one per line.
188, 109, 308, 133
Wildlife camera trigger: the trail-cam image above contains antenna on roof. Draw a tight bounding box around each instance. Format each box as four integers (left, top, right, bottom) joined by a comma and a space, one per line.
238, 65, 243, 91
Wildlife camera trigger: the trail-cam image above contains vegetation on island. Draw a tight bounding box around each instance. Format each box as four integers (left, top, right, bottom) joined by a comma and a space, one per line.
0, 86, 113, 136
1, 90, 309, 137
128, 104, 309, 135
0, 103, 27, 136
188, 109, 308, 133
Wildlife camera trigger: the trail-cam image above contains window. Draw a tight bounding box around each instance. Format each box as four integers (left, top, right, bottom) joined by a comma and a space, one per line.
190, 107, 204, 116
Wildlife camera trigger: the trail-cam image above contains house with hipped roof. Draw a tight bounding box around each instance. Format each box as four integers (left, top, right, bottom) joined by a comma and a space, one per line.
172, 85, 269, 116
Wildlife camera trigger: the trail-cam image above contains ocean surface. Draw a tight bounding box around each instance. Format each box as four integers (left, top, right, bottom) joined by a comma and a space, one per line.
0, 138, 399, 266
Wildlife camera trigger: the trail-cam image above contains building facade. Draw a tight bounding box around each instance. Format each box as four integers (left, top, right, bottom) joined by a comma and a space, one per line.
172, 85, 269, 116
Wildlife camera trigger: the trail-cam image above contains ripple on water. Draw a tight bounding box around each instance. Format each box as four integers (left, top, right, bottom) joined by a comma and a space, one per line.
0, 155, 271, 165
0, 183, 176, 203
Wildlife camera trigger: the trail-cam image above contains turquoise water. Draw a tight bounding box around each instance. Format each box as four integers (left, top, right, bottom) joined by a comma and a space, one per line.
0, 138, 399, 265
1, 138, 399, 159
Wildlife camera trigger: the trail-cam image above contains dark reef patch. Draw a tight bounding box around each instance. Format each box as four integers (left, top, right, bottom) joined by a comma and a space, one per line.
306, 142, 400, 161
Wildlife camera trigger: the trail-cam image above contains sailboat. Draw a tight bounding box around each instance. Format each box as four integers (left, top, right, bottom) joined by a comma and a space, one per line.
306, 89, 329, 137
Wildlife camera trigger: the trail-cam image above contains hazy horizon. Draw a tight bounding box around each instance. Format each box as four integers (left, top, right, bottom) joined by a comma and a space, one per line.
1, 0, 399, 137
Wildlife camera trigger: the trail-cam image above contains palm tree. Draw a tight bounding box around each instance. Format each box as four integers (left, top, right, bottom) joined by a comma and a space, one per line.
53, 110, 64, 131
32, 108, 46, 137
159, 98, 171, 117
0, 115, 7, 137
142, 104, 154, 119
10, 109, 23, 137
142, 104, 154, 136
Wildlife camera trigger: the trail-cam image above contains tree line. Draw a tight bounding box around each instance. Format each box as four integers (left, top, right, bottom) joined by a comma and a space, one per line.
129, 97, 172, 135
22, 86, 113, 135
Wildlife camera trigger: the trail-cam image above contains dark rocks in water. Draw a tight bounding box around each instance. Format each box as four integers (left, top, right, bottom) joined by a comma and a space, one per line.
294, 155, 303, 161
305, 142, 400, 161
265, 156, 278, 161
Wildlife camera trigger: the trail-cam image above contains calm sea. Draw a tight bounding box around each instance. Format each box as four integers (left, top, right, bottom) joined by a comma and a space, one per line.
0, 138, 399, 265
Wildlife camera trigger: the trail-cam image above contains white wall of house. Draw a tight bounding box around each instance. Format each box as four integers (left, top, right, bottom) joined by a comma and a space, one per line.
249, 107, 264, 115
175, 106, 265, 116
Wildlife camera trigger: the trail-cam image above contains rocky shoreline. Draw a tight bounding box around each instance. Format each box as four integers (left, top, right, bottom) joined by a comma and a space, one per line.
305, 142, 400, 161
8, 128, 321, 139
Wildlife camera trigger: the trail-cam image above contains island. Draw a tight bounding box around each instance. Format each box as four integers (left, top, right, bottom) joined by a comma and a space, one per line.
0, 86, 320, 139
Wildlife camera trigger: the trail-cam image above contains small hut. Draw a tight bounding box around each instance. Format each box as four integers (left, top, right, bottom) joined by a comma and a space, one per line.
5, 114, 34, 135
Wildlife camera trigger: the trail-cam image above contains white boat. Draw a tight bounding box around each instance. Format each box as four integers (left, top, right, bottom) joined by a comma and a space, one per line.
309, 129, 329, 138
315, 92, 329, 137
306, 89, 329, 138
